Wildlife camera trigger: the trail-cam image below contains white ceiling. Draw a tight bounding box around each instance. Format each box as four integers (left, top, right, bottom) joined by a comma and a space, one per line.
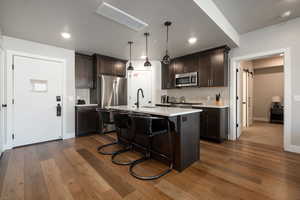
0, 0, 236, 60
213, 0, 300, 34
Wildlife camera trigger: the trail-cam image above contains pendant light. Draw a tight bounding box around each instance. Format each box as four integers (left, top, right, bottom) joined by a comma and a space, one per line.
144, 32, 152, 67
162, 21, 172, 65
127, 41, 134, 71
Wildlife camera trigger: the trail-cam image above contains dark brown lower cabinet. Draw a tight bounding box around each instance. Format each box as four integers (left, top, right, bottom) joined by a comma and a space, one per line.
197, 107, 228, 142
75, 106, 99, 137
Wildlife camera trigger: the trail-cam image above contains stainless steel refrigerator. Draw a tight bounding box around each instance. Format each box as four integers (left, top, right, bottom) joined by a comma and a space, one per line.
97, 75, 127, 133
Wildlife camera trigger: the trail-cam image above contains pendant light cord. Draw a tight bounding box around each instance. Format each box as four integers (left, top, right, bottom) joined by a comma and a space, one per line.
166, 25, 169, 54
146, 34, 148, 58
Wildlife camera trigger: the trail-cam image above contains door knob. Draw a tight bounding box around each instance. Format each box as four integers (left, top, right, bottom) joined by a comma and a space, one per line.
1, 104, 7, 108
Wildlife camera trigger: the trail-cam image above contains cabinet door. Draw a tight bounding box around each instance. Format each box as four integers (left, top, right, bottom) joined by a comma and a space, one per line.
114, 60, 126, 77
75, 54, 94, 88
211, 49, 228, 87
168, 61, 177, 89
182, 55, 198, 73
206, 109, 220, 139
161, 63, 169, 89
198, 53, 211, 87
100, 56, 115, 75
76, 108, 99, 136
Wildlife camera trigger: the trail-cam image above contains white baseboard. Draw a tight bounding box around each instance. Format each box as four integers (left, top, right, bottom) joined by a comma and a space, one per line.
253, 117, 269, 122
63, 132, 75, 140
285, 144, 300, 154
3, 144, 12, 151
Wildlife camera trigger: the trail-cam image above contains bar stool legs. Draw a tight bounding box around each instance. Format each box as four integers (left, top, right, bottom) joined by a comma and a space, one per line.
129, 120, 173, 180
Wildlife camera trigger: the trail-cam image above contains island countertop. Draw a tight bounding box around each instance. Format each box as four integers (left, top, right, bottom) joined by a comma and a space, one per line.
105, 105, 202, 117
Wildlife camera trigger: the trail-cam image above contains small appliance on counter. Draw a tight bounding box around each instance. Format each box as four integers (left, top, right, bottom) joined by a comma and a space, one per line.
161, 95, 169, 103
77, 99, 86, 105
270, 96, 283, 124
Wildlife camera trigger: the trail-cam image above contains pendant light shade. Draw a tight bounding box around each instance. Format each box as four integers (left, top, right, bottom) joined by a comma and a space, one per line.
127, 41, 134, 71
162, 21, 172, 65
144, 32, 152, 67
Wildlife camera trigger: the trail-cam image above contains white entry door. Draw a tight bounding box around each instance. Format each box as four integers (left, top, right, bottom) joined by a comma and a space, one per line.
13, 55, 63, 147
128, 70, 152, 107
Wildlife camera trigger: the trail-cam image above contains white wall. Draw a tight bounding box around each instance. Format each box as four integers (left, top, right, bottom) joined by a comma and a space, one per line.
126, 60, 162, 105
253, 66, 284, 121
231, 17, 300, 147
2, 36, 75, 146
0, 27, 4, 153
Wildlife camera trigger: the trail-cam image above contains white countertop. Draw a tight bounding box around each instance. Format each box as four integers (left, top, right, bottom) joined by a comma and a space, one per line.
156, 103, 229, 109
75, 104, 98, 107
105, 105, 202, 117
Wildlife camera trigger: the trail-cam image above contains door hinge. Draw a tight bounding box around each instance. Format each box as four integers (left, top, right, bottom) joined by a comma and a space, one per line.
12, 133, 15, 140
12, 99, 15, 104
236, 124, 239, 128
236, 68, 239, 73
12, 64, 14, 70
236, 96, 239, 100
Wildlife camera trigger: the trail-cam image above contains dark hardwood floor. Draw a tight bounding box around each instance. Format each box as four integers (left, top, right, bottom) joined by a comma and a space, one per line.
1, 133, 300, 200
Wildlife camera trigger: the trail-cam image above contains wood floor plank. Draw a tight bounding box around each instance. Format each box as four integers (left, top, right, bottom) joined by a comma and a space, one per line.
0, 151, 11, 195
77, 148, 135, 198
46, 141, 96, 200
63, 148, 112, 199
0, 149, 24, 200
1, 135, 300, 200
155, 179, 197, 200
23, 145, 49, 200
40, 159, 74, 200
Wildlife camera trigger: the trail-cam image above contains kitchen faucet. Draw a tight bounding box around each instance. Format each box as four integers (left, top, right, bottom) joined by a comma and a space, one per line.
135, 88, 144, 108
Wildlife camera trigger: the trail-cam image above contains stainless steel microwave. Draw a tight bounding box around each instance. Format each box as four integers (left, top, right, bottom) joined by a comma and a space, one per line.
175, 72, 198, 87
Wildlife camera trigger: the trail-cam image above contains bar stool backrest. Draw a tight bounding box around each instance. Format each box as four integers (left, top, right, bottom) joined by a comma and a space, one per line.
114, 113, 130, 129
129, 115, 168, 136
97, 109, 115, 124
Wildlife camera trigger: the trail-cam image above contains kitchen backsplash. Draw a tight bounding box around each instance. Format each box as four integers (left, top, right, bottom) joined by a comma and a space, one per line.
75, 89, 90, 104
163, 87, 229, 104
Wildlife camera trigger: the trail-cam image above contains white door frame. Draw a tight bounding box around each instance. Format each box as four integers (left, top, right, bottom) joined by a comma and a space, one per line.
127, 67, 153, 106
0, 47, 4, 154
5, 50, 67, 149
230, 48, 293, 152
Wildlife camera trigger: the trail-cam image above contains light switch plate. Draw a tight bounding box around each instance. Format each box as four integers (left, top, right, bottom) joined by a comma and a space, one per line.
294, 95, 300, 102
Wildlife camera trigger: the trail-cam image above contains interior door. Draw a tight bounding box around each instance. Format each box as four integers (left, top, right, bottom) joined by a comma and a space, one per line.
128, 70, 152, 107
242, 71, 248, 128
13, 55, 63, 147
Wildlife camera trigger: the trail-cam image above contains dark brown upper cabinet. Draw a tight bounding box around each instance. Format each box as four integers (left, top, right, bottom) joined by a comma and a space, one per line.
75, 53, 94, 89
161, 46, 229, 89
93, 54, 127, 77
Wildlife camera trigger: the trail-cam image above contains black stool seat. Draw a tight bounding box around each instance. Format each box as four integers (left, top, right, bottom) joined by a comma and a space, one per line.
96, 109, 122, 155
128, 115, 173, 180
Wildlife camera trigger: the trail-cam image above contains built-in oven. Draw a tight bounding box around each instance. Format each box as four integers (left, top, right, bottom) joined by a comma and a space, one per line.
175, 72, 198, 87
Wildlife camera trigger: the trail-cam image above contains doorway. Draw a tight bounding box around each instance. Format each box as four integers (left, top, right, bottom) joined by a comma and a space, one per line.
236, 54, 285, 148
12, 55, 64, 147
127, 69, 152, 107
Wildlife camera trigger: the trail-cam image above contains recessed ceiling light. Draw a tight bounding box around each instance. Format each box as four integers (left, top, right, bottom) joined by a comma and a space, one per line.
141, 55, 147, 59
61, 32, 71, 39
281, 11, 291, 18
188, 37, 197, 44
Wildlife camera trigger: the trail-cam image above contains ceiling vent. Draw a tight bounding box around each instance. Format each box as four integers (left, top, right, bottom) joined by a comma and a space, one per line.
96, 2, 148, 31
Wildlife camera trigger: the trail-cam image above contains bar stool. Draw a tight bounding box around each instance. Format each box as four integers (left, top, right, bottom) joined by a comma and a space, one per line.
112, 113, 149, 165
128, 114, 173, 180
96, 109, 121, 155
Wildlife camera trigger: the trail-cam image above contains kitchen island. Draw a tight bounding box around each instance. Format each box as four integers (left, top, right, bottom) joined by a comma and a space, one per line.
106, 105, 202, 172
